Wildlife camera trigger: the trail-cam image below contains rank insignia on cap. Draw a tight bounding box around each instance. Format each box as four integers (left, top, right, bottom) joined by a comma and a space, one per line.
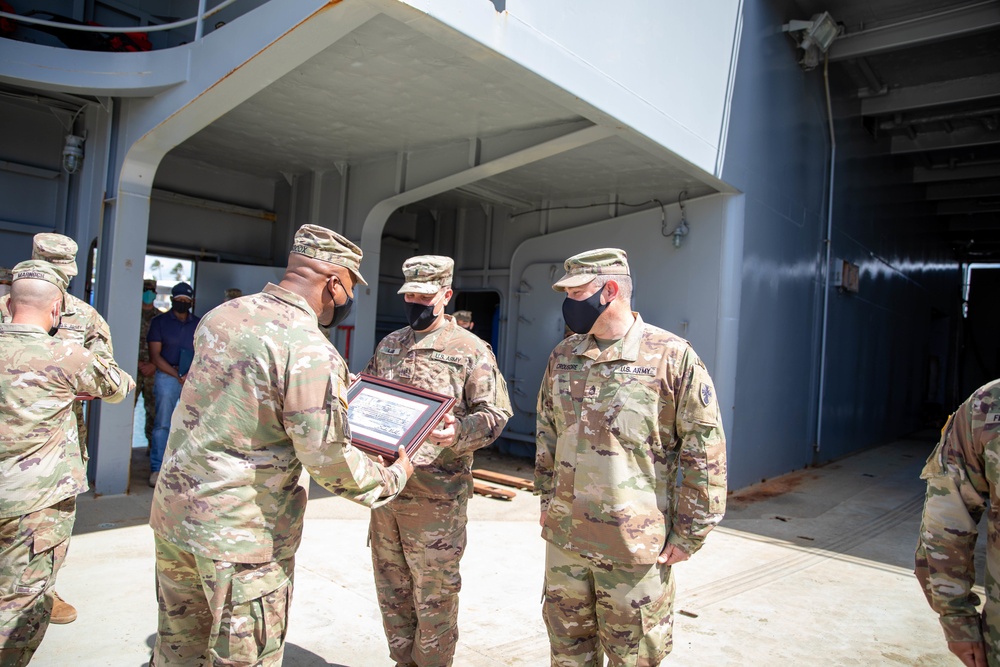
700, 383, 713, 407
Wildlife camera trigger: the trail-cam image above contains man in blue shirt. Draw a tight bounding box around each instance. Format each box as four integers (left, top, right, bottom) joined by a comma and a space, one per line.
147, 282, 200, 487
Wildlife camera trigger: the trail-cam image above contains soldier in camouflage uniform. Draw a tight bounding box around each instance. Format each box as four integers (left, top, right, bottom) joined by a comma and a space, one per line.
453, 310, 473, 331
915, 379, 1000, 667
0, 234, 119, 626
0, 267, 10, 297
148, 225, 413, 667
364, 255, 512, 667
0, 261, 133, 666
535, 248, 727, 667
0, 234, 117, 461
136, 278, 161, 445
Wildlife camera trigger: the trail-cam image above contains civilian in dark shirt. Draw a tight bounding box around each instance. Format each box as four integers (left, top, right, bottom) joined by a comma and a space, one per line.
147, 282, 200, 487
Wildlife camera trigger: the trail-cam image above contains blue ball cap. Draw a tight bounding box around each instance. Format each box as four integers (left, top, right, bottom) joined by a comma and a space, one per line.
171, 282, 194, 298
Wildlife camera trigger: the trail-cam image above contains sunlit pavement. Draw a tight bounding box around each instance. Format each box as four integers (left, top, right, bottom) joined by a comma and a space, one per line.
33, 436, 966, 666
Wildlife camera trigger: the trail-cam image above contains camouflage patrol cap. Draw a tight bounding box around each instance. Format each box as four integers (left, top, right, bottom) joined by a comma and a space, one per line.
552, 248, 630, 292
398, 255, 454, 295
453, 310, 472, 323
11, 260, 68, 291
0, 266, 11, 284
290, 224, 368, 286
32, 233, 78, 278
143, 278, 157, 291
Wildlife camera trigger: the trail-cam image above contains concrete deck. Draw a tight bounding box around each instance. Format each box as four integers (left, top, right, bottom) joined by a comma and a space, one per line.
33, 433, 971, 666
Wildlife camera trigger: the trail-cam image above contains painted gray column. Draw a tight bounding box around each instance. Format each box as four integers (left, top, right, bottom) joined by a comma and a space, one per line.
88, 107, 152, 493
713, 193, 744, 447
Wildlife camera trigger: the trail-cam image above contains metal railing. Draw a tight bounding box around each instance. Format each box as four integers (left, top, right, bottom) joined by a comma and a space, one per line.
0, 0, 241, 45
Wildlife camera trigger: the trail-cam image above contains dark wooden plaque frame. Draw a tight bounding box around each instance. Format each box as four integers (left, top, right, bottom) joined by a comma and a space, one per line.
346, 373, 456, 461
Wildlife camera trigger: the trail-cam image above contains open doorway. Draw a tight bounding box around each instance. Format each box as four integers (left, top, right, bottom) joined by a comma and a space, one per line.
452, 289, 501, 352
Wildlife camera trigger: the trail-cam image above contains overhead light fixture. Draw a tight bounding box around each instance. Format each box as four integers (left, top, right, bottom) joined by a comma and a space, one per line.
783, 11, 840, 70
62, 134, 85, 174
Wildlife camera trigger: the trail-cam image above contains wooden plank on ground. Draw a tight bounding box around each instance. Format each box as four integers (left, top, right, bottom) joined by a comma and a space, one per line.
473, 481, 515, 501
472, 469, 534, 491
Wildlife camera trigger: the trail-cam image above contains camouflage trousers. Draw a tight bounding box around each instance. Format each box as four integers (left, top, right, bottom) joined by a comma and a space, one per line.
151, 535, 293, 667
542, 544, 675, 667
134, 373, 155, 442
370, 492, 469, 667
0, 497, 76, 667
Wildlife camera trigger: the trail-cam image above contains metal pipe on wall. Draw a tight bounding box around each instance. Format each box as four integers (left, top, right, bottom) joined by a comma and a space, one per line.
814, 53, 837, 457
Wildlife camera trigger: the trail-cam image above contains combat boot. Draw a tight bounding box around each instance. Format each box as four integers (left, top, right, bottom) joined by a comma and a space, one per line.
49, 591, 77, 624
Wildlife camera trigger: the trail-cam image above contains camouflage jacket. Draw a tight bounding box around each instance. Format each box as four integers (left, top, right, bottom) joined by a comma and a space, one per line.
1, 292, 116, 365
149, 283, 410, 564
535, 313, 727, 565
363, 316, 512, 498
0, 323, 133, 518
138, 305, 162, 362
915, 379, 1000, 644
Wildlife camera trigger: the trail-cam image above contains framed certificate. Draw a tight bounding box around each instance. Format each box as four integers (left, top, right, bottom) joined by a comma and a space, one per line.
347, 373, 456, 461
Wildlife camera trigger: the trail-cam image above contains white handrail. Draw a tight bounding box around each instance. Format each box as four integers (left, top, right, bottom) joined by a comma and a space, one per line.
0, 0, 239, 34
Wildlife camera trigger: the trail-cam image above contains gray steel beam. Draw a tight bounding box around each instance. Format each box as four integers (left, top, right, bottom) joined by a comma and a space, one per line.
863, 72, 1000, 116
925, 178, 1000, 200
914, 163, 1000, 183
830, 2, 1000, 62
891, 125, 1000, 154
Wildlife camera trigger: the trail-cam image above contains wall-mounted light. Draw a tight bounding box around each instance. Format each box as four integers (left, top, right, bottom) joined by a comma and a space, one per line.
62, 134, 85, 174
672, 190, 689, 248
783, 11, 840, 70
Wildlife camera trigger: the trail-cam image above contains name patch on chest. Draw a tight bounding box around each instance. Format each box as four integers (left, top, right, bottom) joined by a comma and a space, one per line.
430, 352, 463, 365
381, 347, 401, 356
555, 363, 581, 372
987, 411, 1000, 425
615, 364, 655, 376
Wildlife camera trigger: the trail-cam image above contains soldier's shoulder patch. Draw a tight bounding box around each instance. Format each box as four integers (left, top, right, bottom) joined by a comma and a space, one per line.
381, 347, 401, 356
430, 352, 464, 365
700, 382, 713, 407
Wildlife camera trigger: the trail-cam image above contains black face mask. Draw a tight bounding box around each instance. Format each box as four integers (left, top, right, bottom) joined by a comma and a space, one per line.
404, 300, 440, 331
320, 281, 354, 328
172, 300, 192, 314
562, 289, 608, 334
48, 316, 61, 337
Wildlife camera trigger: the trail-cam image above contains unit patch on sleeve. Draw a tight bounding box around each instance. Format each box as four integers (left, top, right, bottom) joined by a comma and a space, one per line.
381, 347, 401, 356
700, 383, 713, 407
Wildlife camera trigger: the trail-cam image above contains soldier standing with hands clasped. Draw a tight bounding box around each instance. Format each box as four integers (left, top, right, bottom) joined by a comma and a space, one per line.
364, 255, 511, 667
148, 225, 413, 666
916, 379, 1000, 667
535, 248, 727, 667
0, 261, 133, 665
